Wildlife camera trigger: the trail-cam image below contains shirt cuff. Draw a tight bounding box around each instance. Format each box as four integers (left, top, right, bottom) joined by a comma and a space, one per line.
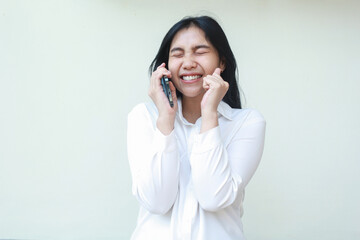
154, 128, 177, 152
192, 126, 221, 153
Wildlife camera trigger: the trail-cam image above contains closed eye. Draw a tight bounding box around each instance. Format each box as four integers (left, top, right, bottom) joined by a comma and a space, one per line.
170, 47, 184, 58
194, 45, 210, 55
195, 50, 208, 55
171, 52, 184, 58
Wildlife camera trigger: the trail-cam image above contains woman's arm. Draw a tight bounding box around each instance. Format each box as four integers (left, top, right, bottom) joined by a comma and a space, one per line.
127, 104, 180, 214
190, 110, 266, 211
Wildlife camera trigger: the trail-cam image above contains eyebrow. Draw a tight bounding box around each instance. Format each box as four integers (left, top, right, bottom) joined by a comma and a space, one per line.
170, 47, 183, 53
170, 44, 211, 53
194, 45, 210, 50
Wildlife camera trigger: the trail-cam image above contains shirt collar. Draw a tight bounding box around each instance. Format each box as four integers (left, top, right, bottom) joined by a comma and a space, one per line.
217, 100, 233, 120
177, 98, 233, 125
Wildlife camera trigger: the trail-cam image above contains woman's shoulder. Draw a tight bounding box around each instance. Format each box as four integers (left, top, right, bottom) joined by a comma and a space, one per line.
128, 102, 158, 120
231, 107, 266, 125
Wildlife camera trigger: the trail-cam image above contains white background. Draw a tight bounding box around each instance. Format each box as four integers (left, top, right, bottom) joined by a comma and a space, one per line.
1, 0, 359, 239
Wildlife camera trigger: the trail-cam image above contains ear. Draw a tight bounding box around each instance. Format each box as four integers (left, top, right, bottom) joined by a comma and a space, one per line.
219, 57, 226, 72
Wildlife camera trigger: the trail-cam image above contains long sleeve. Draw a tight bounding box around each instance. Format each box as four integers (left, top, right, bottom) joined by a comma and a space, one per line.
189, 110, 266, 212
127, 104, 180, 215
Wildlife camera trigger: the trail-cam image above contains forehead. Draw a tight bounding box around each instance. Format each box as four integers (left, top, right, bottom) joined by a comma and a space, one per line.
170, 26, 210, 48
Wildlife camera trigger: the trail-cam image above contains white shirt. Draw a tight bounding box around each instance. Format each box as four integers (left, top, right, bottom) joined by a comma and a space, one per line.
127, 100, 266, 240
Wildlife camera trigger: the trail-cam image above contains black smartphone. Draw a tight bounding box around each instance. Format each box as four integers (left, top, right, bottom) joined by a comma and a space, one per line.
161, 76, 174, 107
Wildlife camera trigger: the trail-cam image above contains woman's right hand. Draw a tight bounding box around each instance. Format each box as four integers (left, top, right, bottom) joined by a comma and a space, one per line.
148, 63, 178, 135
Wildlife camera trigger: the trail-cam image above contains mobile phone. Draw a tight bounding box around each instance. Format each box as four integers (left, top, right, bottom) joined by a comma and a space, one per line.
161, 76, 174, 107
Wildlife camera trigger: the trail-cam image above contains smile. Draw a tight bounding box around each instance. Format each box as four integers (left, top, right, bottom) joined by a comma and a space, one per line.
181, 75, 202, 81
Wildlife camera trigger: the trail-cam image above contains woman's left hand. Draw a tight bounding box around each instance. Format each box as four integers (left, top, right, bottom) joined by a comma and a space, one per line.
201, 68, 229, 115
200, 68, 229, 133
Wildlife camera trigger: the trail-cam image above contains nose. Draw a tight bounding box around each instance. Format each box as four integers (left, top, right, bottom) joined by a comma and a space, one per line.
182, 54, 197, 70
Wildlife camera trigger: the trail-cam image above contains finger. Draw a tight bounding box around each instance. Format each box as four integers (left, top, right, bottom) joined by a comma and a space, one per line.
213, 68, 222, 76
168, 81, 177, 102
169, 80, 176, 92
203, 76, 210, 90
156, 63, 172, 79
153, 63, 168, 82
204, 75, 220, 85
151, 68, 171, 87
157, 63, 166, 70
157, 64, 172, 78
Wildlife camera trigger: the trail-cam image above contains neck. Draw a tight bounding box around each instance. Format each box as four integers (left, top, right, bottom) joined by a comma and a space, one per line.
181, 95, 202, 124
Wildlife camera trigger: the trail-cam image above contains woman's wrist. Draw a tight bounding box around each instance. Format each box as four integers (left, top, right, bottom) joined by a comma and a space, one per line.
200, 111, 218, 133
157, 114, 175, 135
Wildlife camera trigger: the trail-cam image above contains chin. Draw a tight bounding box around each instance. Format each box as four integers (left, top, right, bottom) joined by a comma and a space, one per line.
180, 89, 205, 99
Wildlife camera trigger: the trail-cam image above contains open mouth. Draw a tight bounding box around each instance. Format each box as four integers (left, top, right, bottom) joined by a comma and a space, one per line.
181, 75, 203, 81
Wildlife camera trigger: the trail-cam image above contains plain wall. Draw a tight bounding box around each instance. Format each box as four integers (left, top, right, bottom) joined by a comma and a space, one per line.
1, 0, 359, 239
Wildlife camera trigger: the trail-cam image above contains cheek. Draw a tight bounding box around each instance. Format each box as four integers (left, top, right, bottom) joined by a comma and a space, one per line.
168, 59, 180, 76
208, 60, 222, 73
168, 58, 175, 67
198, 55, 219, 70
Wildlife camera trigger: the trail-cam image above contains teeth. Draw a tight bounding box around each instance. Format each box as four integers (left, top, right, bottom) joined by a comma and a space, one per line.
182, 75, 201, 81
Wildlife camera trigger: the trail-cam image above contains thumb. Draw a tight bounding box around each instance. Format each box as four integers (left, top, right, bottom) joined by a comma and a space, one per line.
213, 68, 222, 76
169, 81, 177, 100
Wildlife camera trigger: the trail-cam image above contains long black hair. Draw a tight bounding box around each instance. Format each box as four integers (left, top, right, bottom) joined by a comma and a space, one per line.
149, 16, 241, 109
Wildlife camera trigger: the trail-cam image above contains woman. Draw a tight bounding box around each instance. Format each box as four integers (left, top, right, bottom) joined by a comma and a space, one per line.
127, 16, 266, 240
